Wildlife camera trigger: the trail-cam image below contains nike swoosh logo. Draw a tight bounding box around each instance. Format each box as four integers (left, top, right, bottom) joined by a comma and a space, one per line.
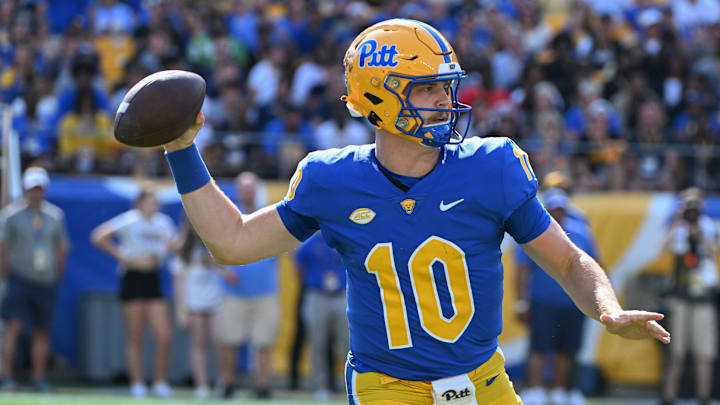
439, 198, 465, 211
486, 374, 499, 386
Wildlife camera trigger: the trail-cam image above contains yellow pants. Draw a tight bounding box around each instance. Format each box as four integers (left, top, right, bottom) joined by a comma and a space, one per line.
345, 352, 522, 405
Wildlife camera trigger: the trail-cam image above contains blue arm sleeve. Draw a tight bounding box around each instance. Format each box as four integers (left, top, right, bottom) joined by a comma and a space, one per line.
276, 200, 319, 242
504, 196, 551, 244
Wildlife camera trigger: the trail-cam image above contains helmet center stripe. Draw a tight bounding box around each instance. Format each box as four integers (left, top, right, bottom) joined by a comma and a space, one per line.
413, 20, 451, 64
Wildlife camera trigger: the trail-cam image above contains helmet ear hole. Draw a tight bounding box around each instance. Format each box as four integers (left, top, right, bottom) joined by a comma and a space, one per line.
368, 111, 383, 127
364, 93, 384, 105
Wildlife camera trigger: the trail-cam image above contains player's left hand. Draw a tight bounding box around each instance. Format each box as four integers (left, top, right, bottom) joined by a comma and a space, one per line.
600, 311, 670, 344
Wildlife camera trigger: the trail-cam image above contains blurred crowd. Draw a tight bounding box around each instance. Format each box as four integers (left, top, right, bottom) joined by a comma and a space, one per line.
1, 0, 720, 190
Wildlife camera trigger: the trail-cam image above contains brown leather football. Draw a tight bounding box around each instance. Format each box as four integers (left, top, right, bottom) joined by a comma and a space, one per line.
113, 70, 206, 147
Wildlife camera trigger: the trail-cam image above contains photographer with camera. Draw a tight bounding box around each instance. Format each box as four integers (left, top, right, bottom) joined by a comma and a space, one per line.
661, 188, 720, 405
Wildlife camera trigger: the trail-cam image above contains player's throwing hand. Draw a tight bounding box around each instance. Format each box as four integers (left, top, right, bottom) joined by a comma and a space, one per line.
164, 112, 205, 153
600, 311, 671, 344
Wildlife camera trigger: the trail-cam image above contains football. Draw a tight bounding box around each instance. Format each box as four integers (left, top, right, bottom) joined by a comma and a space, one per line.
113, 70, 206, 147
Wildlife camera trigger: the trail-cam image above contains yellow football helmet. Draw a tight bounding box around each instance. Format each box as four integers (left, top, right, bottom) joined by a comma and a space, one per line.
341, 19, 472, 147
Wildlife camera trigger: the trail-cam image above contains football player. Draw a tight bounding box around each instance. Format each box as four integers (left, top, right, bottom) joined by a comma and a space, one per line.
162, 19, 670, 404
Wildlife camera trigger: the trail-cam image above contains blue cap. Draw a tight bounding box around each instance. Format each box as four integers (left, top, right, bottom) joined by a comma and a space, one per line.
542, 188, 569, 211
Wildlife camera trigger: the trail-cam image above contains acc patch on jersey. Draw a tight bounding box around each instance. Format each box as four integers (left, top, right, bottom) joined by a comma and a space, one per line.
400, 199, 416, 215
350, 208, 376, 224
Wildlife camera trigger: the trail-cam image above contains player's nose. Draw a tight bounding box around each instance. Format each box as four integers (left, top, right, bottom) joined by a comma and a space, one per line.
435, 92, 450, 109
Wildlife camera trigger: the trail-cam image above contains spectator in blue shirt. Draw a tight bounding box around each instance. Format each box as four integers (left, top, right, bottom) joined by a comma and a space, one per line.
12, 74, 58, 163
262, 103, 316, 156
294, 232, 348, 400
227, 1, 260, 54
213, 171, 278, 400
88, 0, 137, 35
516, 188, 599, 405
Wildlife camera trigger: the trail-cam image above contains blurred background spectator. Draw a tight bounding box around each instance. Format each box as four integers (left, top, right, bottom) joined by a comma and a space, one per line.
0, 0, 716, 193
170, 220, 223, 400
294, 232, 348, 401
660, 188, 719, 405
57, 86, 119, 173
0, 167, 68, 392
213, 172, 278, 400
90, 190, 176, 399
515, 188, 599, 405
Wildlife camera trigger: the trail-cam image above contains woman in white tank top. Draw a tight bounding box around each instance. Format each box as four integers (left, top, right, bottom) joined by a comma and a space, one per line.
91, 190, 176, 399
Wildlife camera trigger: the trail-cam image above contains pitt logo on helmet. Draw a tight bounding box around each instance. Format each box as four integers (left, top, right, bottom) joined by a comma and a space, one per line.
350, 208, 376, 224
357, 39, 399, 68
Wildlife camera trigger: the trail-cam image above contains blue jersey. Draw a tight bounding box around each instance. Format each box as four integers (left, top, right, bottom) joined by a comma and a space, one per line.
516, 217, 598, 307
276, 137, 551, 380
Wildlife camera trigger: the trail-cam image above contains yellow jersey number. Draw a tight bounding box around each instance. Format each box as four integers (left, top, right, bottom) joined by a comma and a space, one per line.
365, 236, 475, 349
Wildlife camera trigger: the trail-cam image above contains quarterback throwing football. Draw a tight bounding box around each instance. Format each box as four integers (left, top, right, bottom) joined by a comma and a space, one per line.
162, 19, 669, 404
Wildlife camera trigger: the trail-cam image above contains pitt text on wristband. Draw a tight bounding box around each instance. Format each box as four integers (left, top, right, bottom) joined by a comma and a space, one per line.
165, 144, 212, 194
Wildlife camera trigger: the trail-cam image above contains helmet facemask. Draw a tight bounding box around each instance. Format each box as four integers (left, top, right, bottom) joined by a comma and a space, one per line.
386, 70, 472, 148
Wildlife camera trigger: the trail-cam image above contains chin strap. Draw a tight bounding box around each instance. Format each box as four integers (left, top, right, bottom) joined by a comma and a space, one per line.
419, 124, 452, 148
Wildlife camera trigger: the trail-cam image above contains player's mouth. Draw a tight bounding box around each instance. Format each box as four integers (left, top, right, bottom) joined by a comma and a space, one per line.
427, 114, 450, 126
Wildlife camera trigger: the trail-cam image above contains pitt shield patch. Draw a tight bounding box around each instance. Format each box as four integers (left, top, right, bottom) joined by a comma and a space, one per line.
350, 208, 376, 224
400, 199, 416, 215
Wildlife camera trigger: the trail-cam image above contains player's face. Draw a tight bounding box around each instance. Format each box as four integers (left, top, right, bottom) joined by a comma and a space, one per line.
407, 81, 452, 125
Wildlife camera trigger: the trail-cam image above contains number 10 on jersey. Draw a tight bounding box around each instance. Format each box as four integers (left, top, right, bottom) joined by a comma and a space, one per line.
365, 236, 475, 349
